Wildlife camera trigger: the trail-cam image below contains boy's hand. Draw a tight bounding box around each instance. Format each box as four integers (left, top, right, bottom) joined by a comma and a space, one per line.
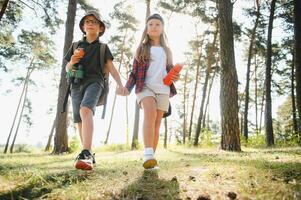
70, 48, 84, 65
116, 86, 129, 96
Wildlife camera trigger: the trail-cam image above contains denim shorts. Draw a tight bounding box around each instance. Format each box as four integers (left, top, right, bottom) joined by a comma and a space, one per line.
71, 82, 102, 123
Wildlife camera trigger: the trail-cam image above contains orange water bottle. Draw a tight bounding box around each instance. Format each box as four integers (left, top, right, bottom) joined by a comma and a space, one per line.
163, 63, 183, 86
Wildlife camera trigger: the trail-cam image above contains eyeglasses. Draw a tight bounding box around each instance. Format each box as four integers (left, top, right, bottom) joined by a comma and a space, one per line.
84, 19, 99, 25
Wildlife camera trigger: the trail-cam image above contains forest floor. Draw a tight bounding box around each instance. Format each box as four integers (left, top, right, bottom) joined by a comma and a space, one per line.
0, 146, 300, 200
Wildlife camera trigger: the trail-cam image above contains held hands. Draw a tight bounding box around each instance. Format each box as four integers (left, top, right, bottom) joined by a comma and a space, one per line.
116, 85, 129, 96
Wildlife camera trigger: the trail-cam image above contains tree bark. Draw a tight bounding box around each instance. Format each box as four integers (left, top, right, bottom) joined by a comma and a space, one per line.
294, 0, 301, 143
45, 117, 56, 151
218, 0, 241, 151
203, 69, 217, 129
0, 0, 9, 22
183, 71, 188, 144
291, 52, 298, 136
243, 0, 260, 141
264, 0, 276, 146
131, 102, 140, 150
53, 0, 77, 154
164, 118, 167, 148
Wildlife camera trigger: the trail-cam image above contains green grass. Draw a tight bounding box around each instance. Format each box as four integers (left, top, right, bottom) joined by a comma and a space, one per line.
0, 146, 300, 200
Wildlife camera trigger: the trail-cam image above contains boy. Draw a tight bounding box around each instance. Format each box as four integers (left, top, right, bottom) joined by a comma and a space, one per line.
64, 10, 126, 170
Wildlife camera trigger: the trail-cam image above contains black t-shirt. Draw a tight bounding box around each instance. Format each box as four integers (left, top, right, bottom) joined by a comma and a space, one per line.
64, 38, 114, 88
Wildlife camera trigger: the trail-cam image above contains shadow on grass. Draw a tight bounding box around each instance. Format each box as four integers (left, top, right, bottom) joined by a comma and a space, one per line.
119, 170, 180, 200
0, 169, 111, 200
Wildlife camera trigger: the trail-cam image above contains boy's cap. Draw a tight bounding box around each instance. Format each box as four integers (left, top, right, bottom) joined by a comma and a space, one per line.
146, 13, 164, 24
79, 10, 106, 36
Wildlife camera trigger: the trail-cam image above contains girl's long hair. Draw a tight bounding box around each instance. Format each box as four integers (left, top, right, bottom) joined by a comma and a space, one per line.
135, 24, 173, 66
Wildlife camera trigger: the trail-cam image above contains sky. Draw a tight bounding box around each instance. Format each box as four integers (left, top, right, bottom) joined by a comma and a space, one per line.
0, 0, 288, 148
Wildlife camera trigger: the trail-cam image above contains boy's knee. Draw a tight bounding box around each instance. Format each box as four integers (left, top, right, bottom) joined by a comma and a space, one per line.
80, 106, 93, 117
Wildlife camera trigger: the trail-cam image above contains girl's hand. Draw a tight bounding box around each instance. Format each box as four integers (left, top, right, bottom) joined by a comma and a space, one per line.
116, 86, 129, 96
171, 73, 180, 82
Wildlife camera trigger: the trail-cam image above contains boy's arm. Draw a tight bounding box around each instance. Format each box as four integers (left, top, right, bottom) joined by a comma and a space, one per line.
125, 59, 138, 93
105, 59, 123, 87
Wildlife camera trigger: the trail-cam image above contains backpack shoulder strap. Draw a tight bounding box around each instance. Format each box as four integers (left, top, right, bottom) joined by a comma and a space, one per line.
99, 42, 107, 76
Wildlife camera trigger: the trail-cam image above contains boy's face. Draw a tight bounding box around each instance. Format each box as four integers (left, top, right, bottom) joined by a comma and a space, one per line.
82, 15, 104, 36
147, 19, 163, 38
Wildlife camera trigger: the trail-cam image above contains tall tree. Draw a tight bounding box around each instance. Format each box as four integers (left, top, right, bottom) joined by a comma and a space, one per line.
194, 19, 218, 146
53, 0, 77, 154
264, 0, 276, 146
294, 0, 301, 143
243, 0, 261, 141
218, 0, 241, 151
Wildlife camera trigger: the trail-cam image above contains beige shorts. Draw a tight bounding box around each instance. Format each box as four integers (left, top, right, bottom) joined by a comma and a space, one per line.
136, 87, 169, 112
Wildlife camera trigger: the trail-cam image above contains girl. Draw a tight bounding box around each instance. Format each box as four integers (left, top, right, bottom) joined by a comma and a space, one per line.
121, 14, 179, 169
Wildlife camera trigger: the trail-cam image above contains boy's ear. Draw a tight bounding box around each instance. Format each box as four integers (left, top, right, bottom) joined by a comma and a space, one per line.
99, 26, 104, 34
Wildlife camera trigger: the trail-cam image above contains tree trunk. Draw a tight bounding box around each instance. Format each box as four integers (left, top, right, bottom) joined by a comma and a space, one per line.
131, 102, 140, 150
53, 0, 77, 154
164, 118, 167, 148
291, 52, 298, 136
183, 71, 188, 144
218, 0, 241, 151
3, 62, 32, 153
259, 89, 265, 133
243, 0, 260, 141
146, 0, 150, 21
10, 77, 30, 153
188, 35, 203, 141
255, 53, 258, 133
294, 0, 301, 143
45, 117, 56, 151
203, 69, 217, 129
264, 0, 276, 147
0, 0, 9, 22
194, 22, 218, 146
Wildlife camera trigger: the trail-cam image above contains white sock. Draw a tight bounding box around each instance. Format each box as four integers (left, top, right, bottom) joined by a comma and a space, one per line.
144, 147, 154, 160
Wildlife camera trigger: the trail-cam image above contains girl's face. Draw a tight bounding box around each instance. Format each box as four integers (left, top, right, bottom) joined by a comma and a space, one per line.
83, 16, 104, 36
146, 19, 163, 39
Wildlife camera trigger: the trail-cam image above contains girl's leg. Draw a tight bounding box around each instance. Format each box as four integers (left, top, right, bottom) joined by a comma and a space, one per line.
153, 110, 164, 152
79, 106, 94, 151
141, 97, 157, 148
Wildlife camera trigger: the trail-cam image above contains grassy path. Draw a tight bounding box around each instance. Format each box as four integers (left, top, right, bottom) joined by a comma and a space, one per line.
0, 147, 300, 199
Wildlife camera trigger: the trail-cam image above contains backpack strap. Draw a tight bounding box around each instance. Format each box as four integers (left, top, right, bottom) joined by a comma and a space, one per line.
99, 42, 108, 119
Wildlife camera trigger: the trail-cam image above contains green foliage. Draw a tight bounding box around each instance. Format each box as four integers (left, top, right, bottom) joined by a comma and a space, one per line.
241, 133, 266, 147
13, 144, 35, 153
69, 136, 81, 153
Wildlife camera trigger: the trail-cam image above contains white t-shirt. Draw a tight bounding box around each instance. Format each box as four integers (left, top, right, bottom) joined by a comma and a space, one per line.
145, 46, 170, 94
